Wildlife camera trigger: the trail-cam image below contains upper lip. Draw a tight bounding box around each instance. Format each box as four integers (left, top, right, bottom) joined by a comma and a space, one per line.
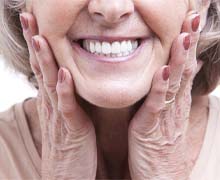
72, 35, 148, 43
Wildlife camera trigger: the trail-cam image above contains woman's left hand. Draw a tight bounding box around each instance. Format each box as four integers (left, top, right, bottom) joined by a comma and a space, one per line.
128, 12, 202, 180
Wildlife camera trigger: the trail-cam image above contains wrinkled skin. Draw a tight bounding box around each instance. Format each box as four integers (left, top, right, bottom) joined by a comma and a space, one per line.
21, 0, 211, 179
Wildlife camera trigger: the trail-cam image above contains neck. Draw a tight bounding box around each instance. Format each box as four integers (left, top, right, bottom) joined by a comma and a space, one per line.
76, 96, 144, 178
76, 95, 143, 154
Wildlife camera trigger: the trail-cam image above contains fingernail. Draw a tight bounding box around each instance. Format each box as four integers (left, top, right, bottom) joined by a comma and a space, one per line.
19, 14, 29, 30
183, 34, 191, 50
32, 37, 41, 52
58, 68, 66, 83
163, 66, 170, 81
192, 15, 200, 32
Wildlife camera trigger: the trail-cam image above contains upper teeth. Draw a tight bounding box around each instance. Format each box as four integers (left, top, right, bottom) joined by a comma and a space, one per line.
82, 40, 139, 57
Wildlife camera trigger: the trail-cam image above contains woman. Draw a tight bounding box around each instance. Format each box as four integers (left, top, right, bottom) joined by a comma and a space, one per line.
0, 0, 220, 179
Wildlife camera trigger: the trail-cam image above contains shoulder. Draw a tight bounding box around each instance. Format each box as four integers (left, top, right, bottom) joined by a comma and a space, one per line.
0, 102, 25, 152
0, 104, 16, 123
0, 101, 41, 179
0, 104, 19, 140
0, 103, 24, 178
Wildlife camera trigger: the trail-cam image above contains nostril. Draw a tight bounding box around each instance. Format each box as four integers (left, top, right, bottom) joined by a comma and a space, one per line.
94, 12, 104, 17
120, 13, 130, 19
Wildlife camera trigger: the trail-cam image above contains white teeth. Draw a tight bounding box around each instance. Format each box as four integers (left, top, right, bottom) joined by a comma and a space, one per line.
82, 39, 139, 57
127, 40, 132, 52
90, 41, 95, 53
95, 42, 102, 53
120, 41, 128, 53
132, 41, 138, 49
102, 42, 111, 54
111, 42, 121, 54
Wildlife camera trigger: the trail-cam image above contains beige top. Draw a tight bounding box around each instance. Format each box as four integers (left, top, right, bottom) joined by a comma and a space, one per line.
0, 96, 219, 180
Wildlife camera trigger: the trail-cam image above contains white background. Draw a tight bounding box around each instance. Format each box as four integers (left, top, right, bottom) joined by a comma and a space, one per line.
1, 55, 220, 112
0, 55, 37, 112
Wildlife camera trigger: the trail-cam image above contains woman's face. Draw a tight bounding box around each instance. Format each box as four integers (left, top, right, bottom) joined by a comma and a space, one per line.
31, 0, 190, 108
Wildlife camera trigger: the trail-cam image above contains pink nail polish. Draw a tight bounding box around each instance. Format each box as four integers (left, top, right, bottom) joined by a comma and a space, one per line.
183, 34, 191, 50
32, 37, 41, 52
192, 15, 200, 32
163, 66, 170, 81
19, 14, 29, 30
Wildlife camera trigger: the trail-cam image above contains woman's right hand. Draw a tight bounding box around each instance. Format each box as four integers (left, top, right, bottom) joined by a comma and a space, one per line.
20, 13, 97, 179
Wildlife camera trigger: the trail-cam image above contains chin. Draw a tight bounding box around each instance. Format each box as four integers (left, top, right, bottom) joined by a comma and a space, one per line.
76, 83, 150, 109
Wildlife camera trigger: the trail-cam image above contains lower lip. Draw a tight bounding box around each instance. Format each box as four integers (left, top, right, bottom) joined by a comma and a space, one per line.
71, 39, 148, 63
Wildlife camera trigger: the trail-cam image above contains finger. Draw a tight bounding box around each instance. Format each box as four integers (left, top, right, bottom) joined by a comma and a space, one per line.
19, 13, 52, 150
180, 13, 201, 94
182, 13, 201, 80
129, 66, 169, 135
31, 36, 56, 147
19, 13, 39, 74
35, 68, 52, 151
32, 35, 59, 109
166, 33, 190, 100
19, 13, 48, 115
56, 68, 91, 135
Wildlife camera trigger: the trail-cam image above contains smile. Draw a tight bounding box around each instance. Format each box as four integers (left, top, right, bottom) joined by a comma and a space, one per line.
71, 37, 148, 63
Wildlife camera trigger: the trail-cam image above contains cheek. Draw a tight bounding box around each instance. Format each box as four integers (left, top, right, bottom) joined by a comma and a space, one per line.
135, 0, 188, 46
33, 0, 87, 38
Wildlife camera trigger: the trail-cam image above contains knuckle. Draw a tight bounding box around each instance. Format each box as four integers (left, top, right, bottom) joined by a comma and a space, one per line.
168, 83, 180, 94
173, 57, 185, 66
42, 102, 53, 119
153, 86, 166, 95
60, 107, 74, 119
57, 87, 71, 99
40, 57, 51, 66
44, 81, 57, 93
145, 102, 161, 114
183, 68, 193, 78
37, 92, 42, 101
183, 63, 196, 78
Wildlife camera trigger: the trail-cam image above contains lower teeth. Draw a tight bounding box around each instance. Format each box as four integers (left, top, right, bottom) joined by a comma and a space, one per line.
91, 51, 134, 57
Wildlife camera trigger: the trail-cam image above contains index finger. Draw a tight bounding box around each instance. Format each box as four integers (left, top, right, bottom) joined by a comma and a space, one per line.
32, 35, 59, 107
19, 12, 39, 74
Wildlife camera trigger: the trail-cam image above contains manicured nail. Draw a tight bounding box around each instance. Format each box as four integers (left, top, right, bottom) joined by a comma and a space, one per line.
32, 37, 41, 52
183, 34, 191, 50
58, 68, 66, 83
192, 15, 200, 32
163, 66, 170, 81
19, 14, 29, 30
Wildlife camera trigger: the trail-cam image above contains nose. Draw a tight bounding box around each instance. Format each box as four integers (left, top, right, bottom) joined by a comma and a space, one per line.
88, 0, 134, 26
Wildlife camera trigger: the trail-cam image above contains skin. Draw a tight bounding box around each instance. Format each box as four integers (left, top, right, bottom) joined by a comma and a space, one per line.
31, 0, 189, 108
20, 0, 211, 179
